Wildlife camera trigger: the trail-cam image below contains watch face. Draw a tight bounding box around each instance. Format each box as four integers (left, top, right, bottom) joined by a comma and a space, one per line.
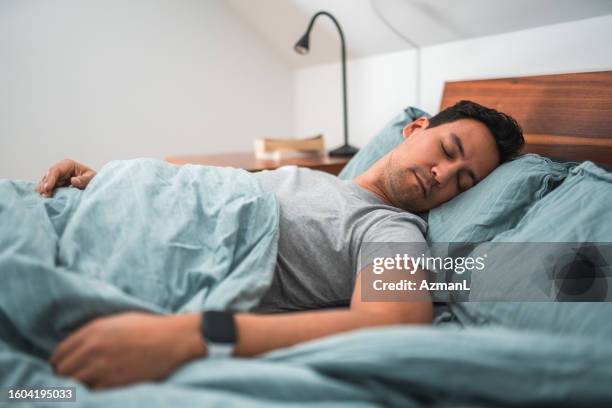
203, 311, 237, 344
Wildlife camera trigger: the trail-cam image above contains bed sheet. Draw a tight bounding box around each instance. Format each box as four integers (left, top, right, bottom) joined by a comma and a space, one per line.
2, 324, 611, 407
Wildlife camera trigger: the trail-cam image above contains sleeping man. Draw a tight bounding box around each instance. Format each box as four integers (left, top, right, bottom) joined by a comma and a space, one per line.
36, 100, 524, 389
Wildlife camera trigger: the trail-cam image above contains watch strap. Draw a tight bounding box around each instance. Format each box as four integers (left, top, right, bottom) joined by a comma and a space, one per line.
206, 343, 235, 358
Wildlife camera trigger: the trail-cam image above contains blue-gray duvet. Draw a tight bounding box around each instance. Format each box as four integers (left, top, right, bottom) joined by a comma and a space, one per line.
1, 159, 611, 407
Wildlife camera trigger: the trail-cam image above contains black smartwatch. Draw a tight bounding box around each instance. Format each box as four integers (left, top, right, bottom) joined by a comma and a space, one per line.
201, 311, 237, 358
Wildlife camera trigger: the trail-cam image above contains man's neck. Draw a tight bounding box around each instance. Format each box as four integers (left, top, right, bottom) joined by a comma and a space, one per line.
352, 165, 394, 207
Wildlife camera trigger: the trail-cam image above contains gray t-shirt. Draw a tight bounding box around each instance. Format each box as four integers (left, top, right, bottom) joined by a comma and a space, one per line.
251, 166, 427, 313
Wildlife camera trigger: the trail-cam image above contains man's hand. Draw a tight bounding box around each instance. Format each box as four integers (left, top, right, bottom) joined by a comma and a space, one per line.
49, 312, 206, 390
36, 159, 97, 198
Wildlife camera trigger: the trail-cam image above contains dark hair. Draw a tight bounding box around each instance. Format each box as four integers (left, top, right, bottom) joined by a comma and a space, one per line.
427, 100, 524, 163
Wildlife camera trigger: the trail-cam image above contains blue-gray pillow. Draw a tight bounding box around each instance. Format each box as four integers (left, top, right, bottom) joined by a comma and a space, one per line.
451, 161, 612, 339
338, 106, 430, 180
427, 154, 575, 243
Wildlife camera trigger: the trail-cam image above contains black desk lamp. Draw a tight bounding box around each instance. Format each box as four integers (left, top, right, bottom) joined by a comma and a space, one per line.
294, 11, 359, 157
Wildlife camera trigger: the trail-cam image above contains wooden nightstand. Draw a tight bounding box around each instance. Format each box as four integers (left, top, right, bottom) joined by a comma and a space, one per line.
165, 152, 351, 176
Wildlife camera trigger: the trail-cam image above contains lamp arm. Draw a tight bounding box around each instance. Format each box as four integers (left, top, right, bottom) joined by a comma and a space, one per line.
305, 11, 349, 147
305, 11, 347, 51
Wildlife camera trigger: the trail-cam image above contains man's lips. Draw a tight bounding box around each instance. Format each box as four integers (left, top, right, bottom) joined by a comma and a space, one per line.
413, 170, 427, 197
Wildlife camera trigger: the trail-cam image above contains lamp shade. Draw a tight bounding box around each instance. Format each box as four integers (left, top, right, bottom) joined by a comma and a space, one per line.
294, 33, 310, 55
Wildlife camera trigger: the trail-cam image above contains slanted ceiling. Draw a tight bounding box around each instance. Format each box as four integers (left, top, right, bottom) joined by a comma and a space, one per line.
227, 0, 612, 67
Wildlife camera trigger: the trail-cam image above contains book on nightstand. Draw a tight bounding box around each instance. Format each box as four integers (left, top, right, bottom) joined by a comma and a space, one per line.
254, 134, 326, 160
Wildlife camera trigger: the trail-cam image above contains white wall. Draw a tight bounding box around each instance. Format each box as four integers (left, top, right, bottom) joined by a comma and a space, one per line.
295, 14, 612, 150
3, 3, 612, 182
0, 0, 294, 181
295, 50, 418, 150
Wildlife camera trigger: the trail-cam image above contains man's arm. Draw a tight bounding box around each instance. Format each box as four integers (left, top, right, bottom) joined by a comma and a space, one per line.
233, 268, 432, 356
50, 269, 431, 389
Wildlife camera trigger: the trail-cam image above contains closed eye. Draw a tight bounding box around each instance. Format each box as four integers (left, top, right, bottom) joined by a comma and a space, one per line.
441, 142, 452, 159
458, 172, 473, 192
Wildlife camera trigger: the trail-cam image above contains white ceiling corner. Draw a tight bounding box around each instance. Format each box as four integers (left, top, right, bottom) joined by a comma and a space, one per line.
227, 0, 612, 68
372, 0, 612, 47
226, 0, 409, 67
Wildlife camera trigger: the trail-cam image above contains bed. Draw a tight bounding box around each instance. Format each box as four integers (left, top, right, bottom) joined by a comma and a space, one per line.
0, 70, 611, 407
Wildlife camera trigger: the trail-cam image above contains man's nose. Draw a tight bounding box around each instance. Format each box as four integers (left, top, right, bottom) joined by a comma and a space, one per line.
431, 162, 460, 186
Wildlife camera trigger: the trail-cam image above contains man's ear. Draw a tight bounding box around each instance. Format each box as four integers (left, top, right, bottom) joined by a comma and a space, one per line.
402, 117, 430, 139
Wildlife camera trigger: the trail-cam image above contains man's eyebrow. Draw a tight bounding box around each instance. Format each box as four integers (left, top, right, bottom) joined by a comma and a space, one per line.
451, 132, 478, 184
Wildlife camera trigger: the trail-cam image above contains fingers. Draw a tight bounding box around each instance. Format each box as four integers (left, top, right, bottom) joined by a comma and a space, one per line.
71, 366, 99, 387
45, 172, 57, 196
43, 165, 66, 197
38, 172, 54, 198
35, 174, 46, 194
50, 328, 89, 369
49, 323, 112, 390
70, 176, 85, 189
36, 159, 96, 196
81, 169, 96, 185
37, 165, 65, 197
54, 341, 91, 377
70, 169, 96, 189
49, 321, 108, 389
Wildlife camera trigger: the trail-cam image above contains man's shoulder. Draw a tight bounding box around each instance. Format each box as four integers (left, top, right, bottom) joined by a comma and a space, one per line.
363, 210, 428, 242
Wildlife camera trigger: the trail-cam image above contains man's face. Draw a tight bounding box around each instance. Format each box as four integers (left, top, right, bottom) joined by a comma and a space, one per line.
382, 117, 500, 212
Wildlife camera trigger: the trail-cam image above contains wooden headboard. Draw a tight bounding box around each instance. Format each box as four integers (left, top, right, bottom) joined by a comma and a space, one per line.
439, 71, 612, 164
